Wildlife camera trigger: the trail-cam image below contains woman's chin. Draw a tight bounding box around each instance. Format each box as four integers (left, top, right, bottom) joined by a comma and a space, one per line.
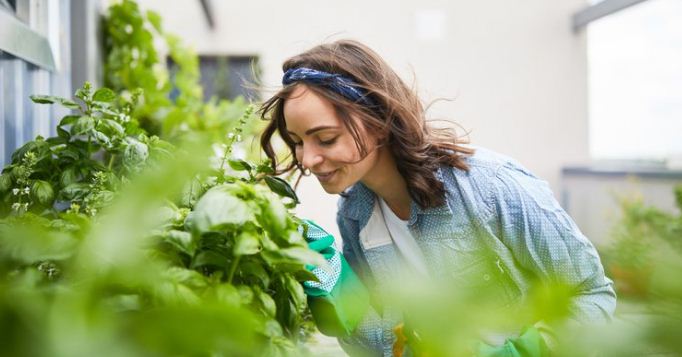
320, 183, 342, 194
319, 179, 352, 195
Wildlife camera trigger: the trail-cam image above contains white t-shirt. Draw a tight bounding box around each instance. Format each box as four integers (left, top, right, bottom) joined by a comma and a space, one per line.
377, 198, 429, 276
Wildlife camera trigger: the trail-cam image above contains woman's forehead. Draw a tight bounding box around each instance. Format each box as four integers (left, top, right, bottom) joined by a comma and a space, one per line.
283, 86, 343, 132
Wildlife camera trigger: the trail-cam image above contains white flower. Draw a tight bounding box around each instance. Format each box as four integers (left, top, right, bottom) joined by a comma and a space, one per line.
227, 132, 235, 139
11, 203, 20, 211
12, 188, 19, 195
236, 135, 242, 142
23, 186, 30, 194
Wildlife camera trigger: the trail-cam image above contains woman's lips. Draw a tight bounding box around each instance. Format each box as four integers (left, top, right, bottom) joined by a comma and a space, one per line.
313, 169, 338, 183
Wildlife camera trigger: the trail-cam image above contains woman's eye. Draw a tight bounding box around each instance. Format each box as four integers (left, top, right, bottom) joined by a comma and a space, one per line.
319, 137, 338, 146
292, 141, 302, 147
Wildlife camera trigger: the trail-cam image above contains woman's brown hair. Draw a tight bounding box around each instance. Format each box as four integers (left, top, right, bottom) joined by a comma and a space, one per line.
259, 39, 474, 209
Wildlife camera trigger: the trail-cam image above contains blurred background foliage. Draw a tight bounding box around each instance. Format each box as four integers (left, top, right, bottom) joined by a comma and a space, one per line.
103, 0, 264, 153
0, 0, 319, 355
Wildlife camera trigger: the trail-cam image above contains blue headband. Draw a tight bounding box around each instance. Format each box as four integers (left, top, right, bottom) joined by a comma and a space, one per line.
282, 67, 374, 106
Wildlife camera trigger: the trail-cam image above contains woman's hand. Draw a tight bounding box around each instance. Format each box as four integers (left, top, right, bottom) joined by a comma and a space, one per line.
299, 219, 371, 337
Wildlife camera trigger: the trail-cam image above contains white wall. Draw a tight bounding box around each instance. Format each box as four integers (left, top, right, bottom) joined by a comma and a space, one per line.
133, 0, 590, 238
562, 172, 682, 246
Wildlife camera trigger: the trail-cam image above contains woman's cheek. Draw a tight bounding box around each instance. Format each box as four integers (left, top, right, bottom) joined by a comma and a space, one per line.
337, 138, 362, 162
294, 146, 303, 163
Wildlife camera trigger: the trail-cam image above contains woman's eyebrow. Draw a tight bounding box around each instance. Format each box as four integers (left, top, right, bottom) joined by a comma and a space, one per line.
287, 125, 340, 137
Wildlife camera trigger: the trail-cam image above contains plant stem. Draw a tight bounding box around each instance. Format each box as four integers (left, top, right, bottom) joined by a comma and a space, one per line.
108, 154, 116, 170
218, 144, 232, 177
227, 255, 241, 284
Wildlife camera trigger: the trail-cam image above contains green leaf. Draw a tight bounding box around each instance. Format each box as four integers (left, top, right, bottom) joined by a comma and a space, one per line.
59, 98, 81, 110
234, 230, 261, 256
259, 196, 289, 234
60, 148, 80, 161
256, 161, 275, 175
29, 94, 55, 104
31, 180, 54, 205
92, 130, 110, 146
59, 168, 78, 187
264, 176, 299, 204
57, 127, 70, 139
185, 184, 254, 233
239, 260, 270, 287
238, 285, 254, 304
70, 116, 95, 135
147, 10, 163, 32
92, 88, 116, 102
46, 136, 67, 146
0, 173, 12, 192
123, 138, 149, 168
293, 268, 319, 283
30, 95, 81, 110
281, 274, 306, 314
0, 215, 80, 262
61, 183, 90, 200
261, 247, 327, 273
10, 138, 49, 163
262, 319, 284, 338
228, 159, 252, 172
155, 268, 205, 305
255, 287, 277, 317
191, 249, 229, 270
100, 119, 125, 136
210, 283, 241, 306
58, 115, 80, 127
278, 246, 328, 268
164, 230, 196, 256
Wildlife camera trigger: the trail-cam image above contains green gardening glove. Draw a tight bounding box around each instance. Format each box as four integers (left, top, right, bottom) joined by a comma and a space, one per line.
299, 219, 371, 337
476, 326, 550, 357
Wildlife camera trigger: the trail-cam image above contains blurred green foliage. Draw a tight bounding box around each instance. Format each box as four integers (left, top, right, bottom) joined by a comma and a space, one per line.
0, 80, 320, 356
0, 0, 321, 355
103, 0, 263, 152
605, 185, 682, 298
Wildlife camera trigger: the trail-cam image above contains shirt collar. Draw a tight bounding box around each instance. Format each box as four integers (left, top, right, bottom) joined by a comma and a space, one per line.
338, 165, 454, 226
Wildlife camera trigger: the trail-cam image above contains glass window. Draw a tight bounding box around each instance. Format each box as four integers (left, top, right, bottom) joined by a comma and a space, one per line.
169, 55, 261, 102
587, 0, 682, 161
0, 0, 16, 12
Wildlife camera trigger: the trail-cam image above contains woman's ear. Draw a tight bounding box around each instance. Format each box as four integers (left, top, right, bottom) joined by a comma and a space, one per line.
372, 129, 390, 146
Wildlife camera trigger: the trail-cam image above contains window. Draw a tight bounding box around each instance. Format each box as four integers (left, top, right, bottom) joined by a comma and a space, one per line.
168, 55, 261, 102
587, 0, 682, 161
0, 0, 74, 166
0, 0, 16, 12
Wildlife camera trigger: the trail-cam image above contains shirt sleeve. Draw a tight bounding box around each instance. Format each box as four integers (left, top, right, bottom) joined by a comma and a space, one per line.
335, 210, 391, 357
488, 162, 617, 323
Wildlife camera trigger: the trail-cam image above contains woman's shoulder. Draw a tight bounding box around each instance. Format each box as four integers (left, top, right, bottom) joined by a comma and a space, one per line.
462, 145, 525, 171
443, 145, 533, 182
439, 146, 546, 213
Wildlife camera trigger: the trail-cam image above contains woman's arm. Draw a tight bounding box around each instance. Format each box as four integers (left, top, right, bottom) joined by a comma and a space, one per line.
335, 212, 392, 357
488, 162, 617, 322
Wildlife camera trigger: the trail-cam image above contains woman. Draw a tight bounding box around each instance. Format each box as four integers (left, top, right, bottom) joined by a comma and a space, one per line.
259, 39, 616, 356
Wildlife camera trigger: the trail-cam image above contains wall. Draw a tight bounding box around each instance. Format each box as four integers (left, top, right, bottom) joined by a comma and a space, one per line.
133, 0, 590, 239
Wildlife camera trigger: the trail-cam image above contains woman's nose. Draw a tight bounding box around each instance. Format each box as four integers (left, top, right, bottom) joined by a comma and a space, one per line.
300, 145, 323, 169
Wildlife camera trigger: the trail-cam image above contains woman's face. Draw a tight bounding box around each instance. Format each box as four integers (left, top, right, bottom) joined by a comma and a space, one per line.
283, 85, 380, 194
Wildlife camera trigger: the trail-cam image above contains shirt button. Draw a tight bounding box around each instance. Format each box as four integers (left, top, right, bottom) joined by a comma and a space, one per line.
483, 274, 491, 281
